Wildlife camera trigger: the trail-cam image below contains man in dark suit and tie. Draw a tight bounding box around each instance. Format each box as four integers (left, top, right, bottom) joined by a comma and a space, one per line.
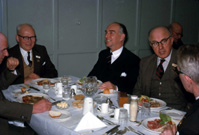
88, 22, 140, 94
133, 26, 189, 111
161, 44, 199, 135
4, 24, 58, 84
0, 32, 52, 135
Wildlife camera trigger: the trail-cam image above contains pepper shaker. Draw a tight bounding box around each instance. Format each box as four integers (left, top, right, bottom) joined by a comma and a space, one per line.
70, 88, 76, 98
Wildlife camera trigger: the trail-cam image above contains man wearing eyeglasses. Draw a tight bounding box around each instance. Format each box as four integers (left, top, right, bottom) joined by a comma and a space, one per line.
133, 26, 190, 111
169, 22, 184, 50
2, 24, 58, 84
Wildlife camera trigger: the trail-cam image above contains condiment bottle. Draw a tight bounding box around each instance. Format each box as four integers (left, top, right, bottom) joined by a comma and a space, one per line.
130, 95, 138, 122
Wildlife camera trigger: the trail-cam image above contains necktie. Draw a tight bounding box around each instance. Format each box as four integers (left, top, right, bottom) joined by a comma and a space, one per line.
156, 59, 165, 80
27, 51, 32, 67
107, 52, 112, 64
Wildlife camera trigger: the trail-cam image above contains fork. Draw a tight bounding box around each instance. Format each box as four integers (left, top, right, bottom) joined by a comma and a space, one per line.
97, 115, 115, 125
128, 126, 145, 135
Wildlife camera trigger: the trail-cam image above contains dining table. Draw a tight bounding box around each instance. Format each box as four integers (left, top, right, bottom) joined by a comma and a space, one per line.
2, 75, 185, 135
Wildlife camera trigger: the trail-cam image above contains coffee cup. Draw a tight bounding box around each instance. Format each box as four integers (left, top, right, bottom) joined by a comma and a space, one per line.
114, 108, 120, 120
98, 103, 109, 114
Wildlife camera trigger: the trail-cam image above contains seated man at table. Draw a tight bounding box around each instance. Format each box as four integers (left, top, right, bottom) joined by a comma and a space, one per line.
1, 23, 58, 84
133, 26, 190, 111
169, 22, 184, 50
161, 44, 199, 135
88, 22, 140, 94
0, 32, 52, 135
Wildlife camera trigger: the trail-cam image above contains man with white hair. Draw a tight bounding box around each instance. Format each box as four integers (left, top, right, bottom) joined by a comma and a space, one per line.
161, 44, 199, 135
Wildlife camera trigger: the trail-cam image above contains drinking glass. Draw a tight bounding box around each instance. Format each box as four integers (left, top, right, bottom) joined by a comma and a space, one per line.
61, 75, 69, 88
43, 80, 50, 94
118, 108, 128, 127
82, 76, 97, 97
62, 87, 70, 100
141, 102, 150, 120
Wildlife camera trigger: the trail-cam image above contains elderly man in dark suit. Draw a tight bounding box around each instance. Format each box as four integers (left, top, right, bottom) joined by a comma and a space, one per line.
133, 26, 189, 111
0, 32, 52, 135
161, 44, 199, 135
5, 23, 58, 84
88, 22, 140, 94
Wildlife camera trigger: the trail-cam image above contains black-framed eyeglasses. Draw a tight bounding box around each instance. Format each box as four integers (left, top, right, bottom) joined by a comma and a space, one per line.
150, 36, 171, 48
174, 68, 184, 75
18, 34, 36, 41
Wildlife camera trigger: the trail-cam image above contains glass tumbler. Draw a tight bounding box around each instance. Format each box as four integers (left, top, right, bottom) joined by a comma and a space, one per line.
118, 108, 128, 127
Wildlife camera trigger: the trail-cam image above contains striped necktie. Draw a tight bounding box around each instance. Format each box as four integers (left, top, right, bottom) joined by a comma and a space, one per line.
156, 59, 165, 80
27, 51, 32, 67
107, 52, 112, 64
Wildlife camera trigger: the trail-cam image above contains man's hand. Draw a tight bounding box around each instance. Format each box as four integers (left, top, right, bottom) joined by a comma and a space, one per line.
99, 81, 116, 90
32, 99, 52, 114
6, 57, 19, 70
24, 73, 40, 83
160, 124, 177, 135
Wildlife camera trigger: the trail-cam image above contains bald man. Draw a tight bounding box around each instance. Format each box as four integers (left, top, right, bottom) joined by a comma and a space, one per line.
169, 22, 184, 49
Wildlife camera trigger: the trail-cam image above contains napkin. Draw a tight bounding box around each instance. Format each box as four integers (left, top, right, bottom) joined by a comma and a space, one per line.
74, 112, 107, 132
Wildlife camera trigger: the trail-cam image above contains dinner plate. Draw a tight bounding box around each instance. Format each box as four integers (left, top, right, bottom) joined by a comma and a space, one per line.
51, 111, 71, 122
142, 117, 178, 134
160, 109, 186, 120
17, 93, 50, 103
12, 89, 24, 97
30, 78, 58, 86
139, 98, 167, 111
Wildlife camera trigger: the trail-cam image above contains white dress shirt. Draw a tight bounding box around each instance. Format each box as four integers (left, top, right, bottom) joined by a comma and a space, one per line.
20, 47, 32, 66
111, 46, 123, 63
157, 49, 173, 71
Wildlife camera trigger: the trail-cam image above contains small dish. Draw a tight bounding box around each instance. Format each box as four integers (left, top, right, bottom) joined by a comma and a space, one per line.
97, 108, 114, 115
56, 101, 69, 109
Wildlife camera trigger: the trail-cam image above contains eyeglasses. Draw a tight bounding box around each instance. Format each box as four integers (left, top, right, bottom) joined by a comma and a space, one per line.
173, 31, 183, 37
150, 36, 171, 48
18, 34, 36, 41
174, 68, 184, 75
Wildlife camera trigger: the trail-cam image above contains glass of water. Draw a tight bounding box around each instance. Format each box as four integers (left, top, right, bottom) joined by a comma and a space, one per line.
118, 108, 128, 127
61, 75, 68, 87
62, 87, 70, 100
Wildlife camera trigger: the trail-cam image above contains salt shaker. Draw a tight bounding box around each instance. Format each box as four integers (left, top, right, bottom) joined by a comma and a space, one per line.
70, 88, 76, 98
130, 95, 138, 122
106, 98, 113, 108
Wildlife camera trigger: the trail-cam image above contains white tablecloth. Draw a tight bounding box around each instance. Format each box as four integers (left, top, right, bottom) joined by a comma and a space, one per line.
2, 76, 184, 135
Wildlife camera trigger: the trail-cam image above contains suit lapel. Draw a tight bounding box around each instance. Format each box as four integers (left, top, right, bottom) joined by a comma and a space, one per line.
32, 47, 41, 74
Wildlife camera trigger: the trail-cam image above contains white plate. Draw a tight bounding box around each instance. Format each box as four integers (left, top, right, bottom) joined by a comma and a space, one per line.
51, 111, 71, 122
12, 89, 23, 97
97, 108, 114, 115
94, 96, 108, 104
142, 117, 178, 134
139, 98, 167, 111
17, 93, 50, 103
160, 110, 186, 120
30, 78, 58, 86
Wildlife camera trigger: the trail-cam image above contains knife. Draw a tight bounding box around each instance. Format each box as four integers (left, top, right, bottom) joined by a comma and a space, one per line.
29, 86, 40, 91
103, 125, 120, 135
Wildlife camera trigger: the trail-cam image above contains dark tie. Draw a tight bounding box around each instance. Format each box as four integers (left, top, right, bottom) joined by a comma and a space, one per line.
107, 52, 112, 64
27, 51, 32, 67
156, 59, 165, 80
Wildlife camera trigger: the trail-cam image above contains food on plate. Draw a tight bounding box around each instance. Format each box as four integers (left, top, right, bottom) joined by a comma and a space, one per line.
74, 94, 85, 100
37, 79, 56, 86
138, 95, 161, 107
147, 113, 174, 132
22, 95, 44, 104
103, 88, 110, 94
21, 87, 27, 93
72, 100, 84, 108
56, 101, 68, 109
103, 88, 114, 94
49, 110, 62, 118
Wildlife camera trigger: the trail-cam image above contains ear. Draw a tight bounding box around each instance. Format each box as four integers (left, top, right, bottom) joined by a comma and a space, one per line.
170, 36, 174, 43
120, 33, 125, 42
16, 35, 19, 42
184, 75, 193, 89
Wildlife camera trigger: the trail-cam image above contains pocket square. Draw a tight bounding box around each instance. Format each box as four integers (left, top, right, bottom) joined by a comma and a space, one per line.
120, 72, 127, 77
42, 62, 46, 65
36, 55, 41, 59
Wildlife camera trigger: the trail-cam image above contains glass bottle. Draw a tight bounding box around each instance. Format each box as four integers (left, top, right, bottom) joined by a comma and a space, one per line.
130, 95, 138, 122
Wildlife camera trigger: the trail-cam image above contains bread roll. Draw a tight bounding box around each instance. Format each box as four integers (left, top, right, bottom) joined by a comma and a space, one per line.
49, 110, 62, 118
74, 94, 84, 100
103, 88, 110, 94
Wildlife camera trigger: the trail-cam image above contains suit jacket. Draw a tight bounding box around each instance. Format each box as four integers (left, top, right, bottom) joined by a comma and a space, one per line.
8, 44, 58, 84
133, 49, 188, 110
88, 47, 140, 94
178, 99, 199, 135
0, 71, 33, 134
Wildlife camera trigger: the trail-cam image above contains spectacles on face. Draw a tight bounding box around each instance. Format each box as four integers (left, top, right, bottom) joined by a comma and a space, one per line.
174, 31, 183, 37
18, 34, 36, 41
174, 68, 184, 75
150, 36, 171, 48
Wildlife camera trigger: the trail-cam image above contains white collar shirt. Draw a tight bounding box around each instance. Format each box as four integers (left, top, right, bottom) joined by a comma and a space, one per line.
20, 47, 32, 66
196, 96, 199, 100
111, 46, 123, 64
157, 49, 173, 72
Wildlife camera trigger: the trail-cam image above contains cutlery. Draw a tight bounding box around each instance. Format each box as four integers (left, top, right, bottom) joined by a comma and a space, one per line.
25, 84, 40, 91
97, 115, 115, 125
103, 125, 120, 135
134, 120, 143, 126
116, 127, 127, 134
52, 100, 62, 105
128, 126, 145, 135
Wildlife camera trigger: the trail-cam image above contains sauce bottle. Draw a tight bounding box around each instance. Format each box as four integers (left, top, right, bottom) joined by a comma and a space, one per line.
130, 95, 138, 121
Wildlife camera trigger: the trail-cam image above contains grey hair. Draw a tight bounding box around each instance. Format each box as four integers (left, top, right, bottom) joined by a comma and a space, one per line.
177, 44, 199, 84
148, 26, 171, 41
16, 24, 35, 34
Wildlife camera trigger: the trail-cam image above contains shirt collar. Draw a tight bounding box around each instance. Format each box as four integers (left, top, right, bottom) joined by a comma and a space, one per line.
196, 96, 199, 100
111, 46, 123, 58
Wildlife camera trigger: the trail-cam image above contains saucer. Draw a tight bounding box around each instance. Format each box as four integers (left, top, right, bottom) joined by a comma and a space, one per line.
97, 108, 114, 115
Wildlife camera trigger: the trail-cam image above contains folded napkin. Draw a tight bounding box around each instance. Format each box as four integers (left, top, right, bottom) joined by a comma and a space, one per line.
74, 112, 107, 132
